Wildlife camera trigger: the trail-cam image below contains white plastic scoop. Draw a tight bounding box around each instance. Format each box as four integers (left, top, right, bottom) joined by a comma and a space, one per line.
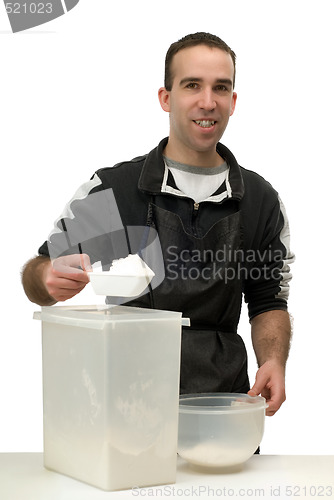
89, 254, 155, 297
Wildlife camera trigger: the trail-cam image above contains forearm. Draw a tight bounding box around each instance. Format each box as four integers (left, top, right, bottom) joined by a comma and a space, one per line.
249, 310, 292, 415
21, 256, 57, 306
250, 309, 292, 369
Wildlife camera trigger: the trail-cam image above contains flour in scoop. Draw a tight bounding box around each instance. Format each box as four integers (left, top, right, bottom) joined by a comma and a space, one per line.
108, 254, 154, 277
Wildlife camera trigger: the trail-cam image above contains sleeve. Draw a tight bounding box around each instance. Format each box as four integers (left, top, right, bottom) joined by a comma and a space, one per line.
37, 173, 130, 267
243, 195, 295, 320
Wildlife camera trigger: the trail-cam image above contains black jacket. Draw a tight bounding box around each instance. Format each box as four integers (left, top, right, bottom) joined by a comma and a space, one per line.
39, 138, 294, 320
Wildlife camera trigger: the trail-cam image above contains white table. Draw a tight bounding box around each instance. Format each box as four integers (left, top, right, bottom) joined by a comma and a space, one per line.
0, 453, 333, 499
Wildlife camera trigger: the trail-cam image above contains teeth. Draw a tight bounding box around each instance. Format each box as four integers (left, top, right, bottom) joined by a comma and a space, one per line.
195, 120, 215, 128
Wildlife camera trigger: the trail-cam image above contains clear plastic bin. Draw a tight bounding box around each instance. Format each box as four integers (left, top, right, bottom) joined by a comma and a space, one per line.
34, 305, 189, 491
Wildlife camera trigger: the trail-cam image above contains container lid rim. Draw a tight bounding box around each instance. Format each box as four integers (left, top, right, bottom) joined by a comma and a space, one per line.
179, 392, 267, 413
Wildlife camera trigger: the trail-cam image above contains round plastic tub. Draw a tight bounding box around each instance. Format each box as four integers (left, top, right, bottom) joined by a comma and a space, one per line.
178, 393, 267, 470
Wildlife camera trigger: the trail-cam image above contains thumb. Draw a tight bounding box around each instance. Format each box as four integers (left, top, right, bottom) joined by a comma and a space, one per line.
248, 368, 269, 397
80, 253, 93, 272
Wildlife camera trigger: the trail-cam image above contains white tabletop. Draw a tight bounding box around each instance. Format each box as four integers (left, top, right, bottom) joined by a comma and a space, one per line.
1, 453, 333, 499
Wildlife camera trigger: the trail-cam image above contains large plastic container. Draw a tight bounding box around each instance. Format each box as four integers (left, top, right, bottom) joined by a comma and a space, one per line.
34, 305, 188, 491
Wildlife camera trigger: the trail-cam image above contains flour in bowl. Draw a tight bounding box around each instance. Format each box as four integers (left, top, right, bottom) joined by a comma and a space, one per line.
179, 441, 251, 467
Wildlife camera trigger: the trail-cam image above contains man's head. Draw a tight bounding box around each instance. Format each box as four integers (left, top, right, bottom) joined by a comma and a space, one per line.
164, 32, 236, 91
158, 33, 237, 166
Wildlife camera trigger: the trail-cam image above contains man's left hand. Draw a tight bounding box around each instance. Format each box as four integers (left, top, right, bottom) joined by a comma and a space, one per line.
248, 360, 286, 416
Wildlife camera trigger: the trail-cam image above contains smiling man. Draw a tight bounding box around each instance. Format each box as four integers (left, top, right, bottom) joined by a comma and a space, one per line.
159, 43, 237, 166
22, 32, 294, 417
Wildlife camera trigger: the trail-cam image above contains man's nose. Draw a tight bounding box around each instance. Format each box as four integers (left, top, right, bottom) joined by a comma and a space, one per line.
198, 89, 216, 110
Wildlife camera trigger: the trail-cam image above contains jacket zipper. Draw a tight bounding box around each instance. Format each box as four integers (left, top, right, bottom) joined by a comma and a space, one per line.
192, 202, 200, 236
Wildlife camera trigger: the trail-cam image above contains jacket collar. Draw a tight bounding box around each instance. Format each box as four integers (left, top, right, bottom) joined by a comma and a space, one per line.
138, 137, 245, 201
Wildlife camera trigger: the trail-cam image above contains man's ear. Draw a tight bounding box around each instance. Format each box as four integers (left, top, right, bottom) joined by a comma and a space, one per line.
230, 92, 237, 116
158, 87, 171, 112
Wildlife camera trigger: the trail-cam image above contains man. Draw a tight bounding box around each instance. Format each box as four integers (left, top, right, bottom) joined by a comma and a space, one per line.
22, 32, 294, 416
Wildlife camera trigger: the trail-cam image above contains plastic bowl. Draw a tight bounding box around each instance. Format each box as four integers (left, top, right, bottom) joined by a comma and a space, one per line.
178, 393, 267, 470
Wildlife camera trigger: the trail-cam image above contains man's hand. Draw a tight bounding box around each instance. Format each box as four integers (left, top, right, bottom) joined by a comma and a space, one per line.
44, 254, 92, 302
248, 310, 291, 417
248, 360, 286, 416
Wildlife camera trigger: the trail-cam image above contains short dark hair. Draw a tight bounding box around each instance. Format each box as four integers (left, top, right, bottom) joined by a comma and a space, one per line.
164, 32, 236, 91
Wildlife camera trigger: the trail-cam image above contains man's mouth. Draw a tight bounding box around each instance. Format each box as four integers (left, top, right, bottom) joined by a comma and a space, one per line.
193, 120, 216, 128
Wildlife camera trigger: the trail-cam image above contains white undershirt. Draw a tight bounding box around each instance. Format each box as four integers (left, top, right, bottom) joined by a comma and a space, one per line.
164, 156, 229, 203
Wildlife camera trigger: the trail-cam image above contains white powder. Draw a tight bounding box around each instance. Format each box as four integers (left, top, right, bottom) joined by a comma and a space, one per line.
45, 430, 176, 491
179, 441, 251, 468
107, 254, 154, 277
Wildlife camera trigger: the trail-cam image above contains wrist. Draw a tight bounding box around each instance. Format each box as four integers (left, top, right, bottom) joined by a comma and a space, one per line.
258, 358, 286, 375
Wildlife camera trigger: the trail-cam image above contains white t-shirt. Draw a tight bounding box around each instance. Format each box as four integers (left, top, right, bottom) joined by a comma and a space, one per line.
164, 156, 229, 204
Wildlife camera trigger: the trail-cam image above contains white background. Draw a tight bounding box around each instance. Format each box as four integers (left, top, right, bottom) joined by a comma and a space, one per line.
1, 0, 333, 455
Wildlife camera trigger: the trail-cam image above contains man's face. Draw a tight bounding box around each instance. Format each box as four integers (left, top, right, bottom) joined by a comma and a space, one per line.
159, 45, 237, 160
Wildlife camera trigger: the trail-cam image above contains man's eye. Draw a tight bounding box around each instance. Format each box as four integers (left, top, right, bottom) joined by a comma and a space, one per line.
216, 85, 228, 92
186, 83, 198, 89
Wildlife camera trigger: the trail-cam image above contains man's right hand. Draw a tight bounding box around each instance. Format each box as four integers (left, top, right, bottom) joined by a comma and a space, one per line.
44, 254, 92, 302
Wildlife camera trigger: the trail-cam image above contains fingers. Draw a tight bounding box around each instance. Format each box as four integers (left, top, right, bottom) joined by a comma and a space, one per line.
248, 386, 281, 416
79, 253, 93, 272
248, 361, 286, 416
44, 254, 92, 301
248, 368, 270, 398
265, 384, 286, 416
52, 254, 92, 276
45, 273, 88, 301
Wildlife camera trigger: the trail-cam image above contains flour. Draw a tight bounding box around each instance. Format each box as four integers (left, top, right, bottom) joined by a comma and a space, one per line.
44, 428, 177, 491
107, 254, 154, 277
179, 441, 251, 468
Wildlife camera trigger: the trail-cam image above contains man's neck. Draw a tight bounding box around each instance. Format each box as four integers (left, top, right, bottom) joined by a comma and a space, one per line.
163, 141, 223, 168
